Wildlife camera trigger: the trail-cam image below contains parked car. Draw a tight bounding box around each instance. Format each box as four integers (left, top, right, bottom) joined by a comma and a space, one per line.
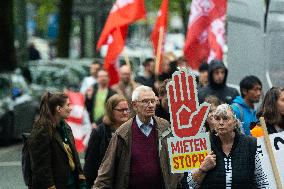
0, 70, 39, 145
28, 61, 90, 96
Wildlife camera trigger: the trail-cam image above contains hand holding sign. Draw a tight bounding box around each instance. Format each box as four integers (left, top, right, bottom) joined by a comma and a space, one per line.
200, 151, 216, 172
167, 69, 210, 138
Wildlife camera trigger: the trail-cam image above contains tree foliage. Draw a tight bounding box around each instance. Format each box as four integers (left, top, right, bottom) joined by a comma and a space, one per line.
146, 0, 191, 15
146, 0, 191, 33
27, 0, 59, 35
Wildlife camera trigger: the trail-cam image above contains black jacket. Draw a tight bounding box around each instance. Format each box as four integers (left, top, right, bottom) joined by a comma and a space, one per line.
198, 60, 239, 104
85, 84, 116, 123
201, 131, 257, 189
83, 123, 113, 189
29, 121, 85, 189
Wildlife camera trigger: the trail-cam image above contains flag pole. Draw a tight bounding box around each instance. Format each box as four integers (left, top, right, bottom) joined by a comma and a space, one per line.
123, 50, 131, 68
155, 27, 164, 75
259, 117, 283, 189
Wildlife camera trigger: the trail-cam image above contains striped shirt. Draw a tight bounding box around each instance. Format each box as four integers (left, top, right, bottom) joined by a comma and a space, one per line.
187, 152, 269, 188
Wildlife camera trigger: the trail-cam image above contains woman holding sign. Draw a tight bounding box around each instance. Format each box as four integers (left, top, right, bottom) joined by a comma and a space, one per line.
187, 104, 269, 188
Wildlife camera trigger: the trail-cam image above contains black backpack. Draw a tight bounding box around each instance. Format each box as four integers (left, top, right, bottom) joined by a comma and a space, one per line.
22, 133, 32, 187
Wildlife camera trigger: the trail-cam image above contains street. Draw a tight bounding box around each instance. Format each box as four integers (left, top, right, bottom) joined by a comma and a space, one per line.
0, 142, 25, 189
0, 142, 85, 189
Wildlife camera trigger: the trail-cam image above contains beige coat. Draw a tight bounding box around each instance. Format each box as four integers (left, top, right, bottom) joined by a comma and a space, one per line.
93, 116, 183, 189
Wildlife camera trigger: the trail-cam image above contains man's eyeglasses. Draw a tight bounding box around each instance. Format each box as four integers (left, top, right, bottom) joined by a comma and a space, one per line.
136, 99, 156, 105
114, 108, 130, 113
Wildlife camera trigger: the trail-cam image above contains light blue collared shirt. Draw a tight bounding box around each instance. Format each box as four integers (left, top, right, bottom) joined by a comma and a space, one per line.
135, 116, 154, 137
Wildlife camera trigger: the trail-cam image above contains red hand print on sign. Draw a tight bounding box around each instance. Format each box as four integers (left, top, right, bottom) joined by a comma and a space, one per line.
167, 69, 210, 138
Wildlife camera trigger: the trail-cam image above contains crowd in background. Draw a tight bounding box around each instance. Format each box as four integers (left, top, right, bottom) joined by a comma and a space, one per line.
77, 54, 284, 188
27, 53, 284, 189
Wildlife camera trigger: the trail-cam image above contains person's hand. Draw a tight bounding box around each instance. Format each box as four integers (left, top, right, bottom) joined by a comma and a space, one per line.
167, 69, 210, 137
200, 151, 216, 172
92, 123, 97, 129
86, 87, 93, 99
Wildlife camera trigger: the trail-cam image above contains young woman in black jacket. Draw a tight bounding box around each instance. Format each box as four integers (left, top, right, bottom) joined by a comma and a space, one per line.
29, 92, 86, 189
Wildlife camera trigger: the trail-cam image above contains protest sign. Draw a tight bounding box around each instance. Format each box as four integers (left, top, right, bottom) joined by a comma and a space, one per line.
257, 131, 284, 188
168, 133, 210, 173
166, 68, 210, 173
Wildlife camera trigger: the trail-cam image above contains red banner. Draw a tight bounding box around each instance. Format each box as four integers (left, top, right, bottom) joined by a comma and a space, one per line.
66, 91, 92, 153
207, 15, 226, 63
183, 0, 227, 70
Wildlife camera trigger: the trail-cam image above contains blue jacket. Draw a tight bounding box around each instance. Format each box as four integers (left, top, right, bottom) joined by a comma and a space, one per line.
231, 96, 258, 135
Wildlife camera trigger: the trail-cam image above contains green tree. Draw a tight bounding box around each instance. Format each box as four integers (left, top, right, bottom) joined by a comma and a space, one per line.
146, 0, 191, 35
0, 1, 17, 71
27, 0, 58, 36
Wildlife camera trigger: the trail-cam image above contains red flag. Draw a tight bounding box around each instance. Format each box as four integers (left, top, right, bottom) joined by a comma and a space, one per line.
65, 91, 92, 153
183, 0, 227, 70
151, 0, 168, 73
207, 15, 226, 63
97, 0, 146, 86
104, 26, 128, 86
97, 0, 146, 49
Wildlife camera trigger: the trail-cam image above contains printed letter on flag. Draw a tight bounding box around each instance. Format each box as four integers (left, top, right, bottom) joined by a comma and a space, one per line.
183, 0, 227, 70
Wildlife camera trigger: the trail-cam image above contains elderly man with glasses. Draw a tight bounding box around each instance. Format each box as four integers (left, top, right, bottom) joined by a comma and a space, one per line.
92, 86, 182, 189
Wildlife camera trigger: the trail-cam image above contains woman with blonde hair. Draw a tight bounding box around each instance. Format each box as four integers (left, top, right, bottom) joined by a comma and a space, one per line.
29, 92, 86, 189
187, 104, 269, 188
83, 94, 130, 189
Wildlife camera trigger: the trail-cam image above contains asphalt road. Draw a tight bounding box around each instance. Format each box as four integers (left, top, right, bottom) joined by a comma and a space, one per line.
0, 141, 85, 189
0, 142, 25, 189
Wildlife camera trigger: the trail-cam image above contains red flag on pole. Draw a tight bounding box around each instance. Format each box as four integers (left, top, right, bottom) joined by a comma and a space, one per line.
65, 91, 92, 153
104, 26, 128, 86
207, 15, 226, 63
97, 0, 146, 86
183, 0, 227, 70
151, 0, 168, 74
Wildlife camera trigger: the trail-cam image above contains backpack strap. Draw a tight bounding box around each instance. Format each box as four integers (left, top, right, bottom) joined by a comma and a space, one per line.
232, 103, 244, 122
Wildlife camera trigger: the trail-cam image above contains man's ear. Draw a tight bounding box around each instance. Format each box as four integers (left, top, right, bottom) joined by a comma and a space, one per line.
132, 101, 137, 111
242, 89, 248, 96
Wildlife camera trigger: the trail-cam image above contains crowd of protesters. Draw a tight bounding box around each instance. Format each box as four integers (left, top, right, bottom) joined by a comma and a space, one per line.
27, 52, 284, 189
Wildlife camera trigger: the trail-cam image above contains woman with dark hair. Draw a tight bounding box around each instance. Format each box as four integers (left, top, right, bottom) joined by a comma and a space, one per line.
29, 92, 86, 189
257, 87, 284, 134
83, 94, 130, 189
